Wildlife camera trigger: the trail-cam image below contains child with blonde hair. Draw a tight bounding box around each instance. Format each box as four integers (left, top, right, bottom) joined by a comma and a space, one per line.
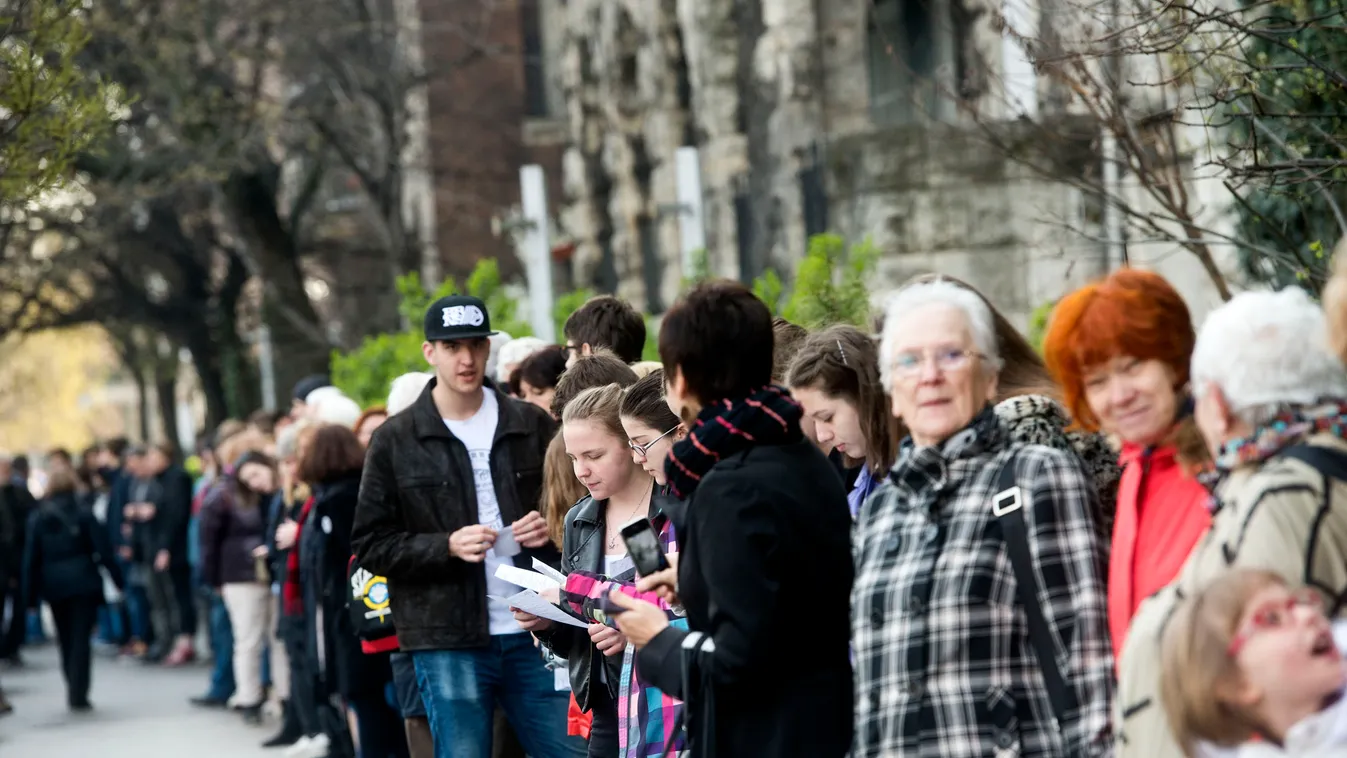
1161, 568, 1347, 756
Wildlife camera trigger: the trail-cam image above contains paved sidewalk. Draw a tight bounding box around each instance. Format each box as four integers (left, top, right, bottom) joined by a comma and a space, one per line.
0, 643, 274, 757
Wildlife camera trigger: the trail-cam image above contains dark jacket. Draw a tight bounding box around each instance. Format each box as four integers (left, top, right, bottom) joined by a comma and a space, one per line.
0, 487, 17, 584
151, 466, 195, 566
1, 484, 37, 580
300, 475, 391, 698
535, 492, 674, 713
22, 492, 124, 605
198, 479, 269, 588
351, 380, 558, 651
636, 439, 855, 758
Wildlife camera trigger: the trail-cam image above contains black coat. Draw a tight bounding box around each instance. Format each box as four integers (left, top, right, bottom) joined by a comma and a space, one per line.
1, 484, 37, 581
299, 475, 391, 698
535, 491, 673, 713
22, 492, 124, 605
636, 439, 855, 758
151, 466, 195, 566
351, 381, 558, 651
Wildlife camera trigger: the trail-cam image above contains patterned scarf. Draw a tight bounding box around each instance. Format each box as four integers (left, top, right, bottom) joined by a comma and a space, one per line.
1200, 401, 1347, 494
664, 385, 804, 499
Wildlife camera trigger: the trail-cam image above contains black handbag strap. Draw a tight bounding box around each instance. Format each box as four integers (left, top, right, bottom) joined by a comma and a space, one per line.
992, 456, 1074, 733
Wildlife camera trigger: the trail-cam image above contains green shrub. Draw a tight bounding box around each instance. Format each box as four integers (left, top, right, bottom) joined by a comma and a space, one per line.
780, 234, 878, 329
335, 260, 535, 407
335, 234, 882, 405
1027, 299, 1057, 355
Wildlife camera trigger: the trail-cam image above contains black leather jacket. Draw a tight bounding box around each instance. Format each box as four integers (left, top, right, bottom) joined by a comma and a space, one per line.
537, 489, 677, 713
351, 380, 560, 651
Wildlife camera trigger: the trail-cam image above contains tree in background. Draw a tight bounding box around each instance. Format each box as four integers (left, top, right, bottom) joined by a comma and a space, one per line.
917, 0, 1347, 299
1225, 0, 1347, 292
0, 0, 113, 202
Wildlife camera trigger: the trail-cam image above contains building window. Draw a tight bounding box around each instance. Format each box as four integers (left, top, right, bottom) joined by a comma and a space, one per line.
867, 0, 940, 125
520, 0, 548, 118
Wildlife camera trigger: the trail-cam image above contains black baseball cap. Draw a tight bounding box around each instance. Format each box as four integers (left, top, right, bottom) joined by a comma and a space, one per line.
424, 295, 497, 342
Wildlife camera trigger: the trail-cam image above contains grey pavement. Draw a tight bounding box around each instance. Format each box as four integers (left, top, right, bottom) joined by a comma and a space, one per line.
0, 643, 275, 757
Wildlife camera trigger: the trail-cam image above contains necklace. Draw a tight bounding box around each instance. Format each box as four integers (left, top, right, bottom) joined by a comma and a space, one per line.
606, 481, 653, 550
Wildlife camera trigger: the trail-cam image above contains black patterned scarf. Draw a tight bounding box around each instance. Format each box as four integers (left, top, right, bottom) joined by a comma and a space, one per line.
663, 385, 804, 499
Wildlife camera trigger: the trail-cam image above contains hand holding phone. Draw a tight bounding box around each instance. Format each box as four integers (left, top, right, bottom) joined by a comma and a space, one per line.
620, 518, 670, 577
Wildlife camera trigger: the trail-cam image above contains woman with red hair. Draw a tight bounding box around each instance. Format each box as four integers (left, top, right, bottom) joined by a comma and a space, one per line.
1042, 269, 1211, 660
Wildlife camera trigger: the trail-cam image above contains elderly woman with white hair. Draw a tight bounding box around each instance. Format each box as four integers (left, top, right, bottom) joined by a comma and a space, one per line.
853, 278, 1114, 757
1116, 287, 1347, 758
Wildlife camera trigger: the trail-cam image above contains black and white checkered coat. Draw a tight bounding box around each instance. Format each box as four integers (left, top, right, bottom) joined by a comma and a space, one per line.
853, 407, 1115, 757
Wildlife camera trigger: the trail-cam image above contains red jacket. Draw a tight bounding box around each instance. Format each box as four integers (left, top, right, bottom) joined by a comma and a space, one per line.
1108, 442, 1211, 661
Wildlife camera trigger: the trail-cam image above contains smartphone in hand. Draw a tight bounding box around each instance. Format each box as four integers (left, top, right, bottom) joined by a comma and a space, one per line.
620, 518, 670, 577
597, 588, 627, 615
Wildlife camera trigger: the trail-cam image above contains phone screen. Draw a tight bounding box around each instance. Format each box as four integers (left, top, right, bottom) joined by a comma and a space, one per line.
620, 518, 670, 577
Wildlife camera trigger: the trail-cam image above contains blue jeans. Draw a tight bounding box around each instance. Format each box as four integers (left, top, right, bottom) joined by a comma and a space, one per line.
206, 593, 235, 700
413, 633, 585, 758
25, 608, 47, 643
124, 560, 152, 643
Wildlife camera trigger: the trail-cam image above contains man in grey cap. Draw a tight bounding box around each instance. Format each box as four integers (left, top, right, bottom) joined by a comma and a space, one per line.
353, 295, 582, 758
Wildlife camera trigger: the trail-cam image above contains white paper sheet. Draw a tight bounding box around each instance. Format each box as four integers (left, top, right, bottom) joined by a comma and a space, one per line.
493, 526, 521, 558
532, 558, 568, 586
488, 591, 589, 628
494, 563, 559, 594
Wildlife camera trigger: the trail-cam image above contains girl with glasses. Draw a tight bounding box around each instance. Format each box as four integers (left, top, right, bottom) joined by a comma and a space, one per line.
619, 370, 687, 487
1161, 569, 1347, 756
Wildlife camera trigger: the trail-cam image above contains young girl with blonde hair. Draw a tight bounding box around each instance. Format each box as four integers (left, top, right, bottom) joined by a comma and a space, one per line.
1161, 568, 1347, 757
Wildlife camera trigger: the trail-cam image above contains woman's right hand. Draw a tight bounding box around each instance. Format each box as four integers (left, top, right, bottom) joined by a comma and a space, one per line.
511, 607, 553, 632
275, 520, 299, 550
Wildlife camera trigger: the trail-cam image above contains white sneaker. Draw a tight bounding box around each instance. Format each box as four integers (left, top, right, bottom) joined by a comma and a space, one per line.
283, 736, 314, 758
284, 734, 330, 758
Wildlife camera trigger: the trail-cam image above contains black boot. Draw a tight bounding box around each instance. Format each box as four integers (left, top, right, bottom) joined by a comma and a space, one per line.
262, 699, 303, 748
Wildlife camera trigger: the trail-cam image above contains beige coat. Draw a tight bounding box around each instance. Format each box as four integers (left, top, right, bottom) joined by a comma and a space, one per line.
1116, 433, 1347, 758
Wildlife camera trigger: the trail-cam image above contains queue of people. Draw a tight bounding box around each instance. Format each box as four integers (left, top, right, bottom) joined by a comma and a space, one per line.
9, 255, 1347, 758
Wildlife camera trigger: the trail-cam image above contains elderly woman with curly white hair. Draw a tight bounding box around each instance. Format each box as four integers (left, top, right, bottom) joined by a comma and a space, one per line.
852, 278, 1114, 758
1116, 287, 1347, 758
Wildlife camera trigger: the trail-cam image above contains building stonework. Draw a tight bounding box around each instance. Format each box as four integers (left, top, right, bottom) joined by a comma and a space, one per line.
556, 0, 1111, 326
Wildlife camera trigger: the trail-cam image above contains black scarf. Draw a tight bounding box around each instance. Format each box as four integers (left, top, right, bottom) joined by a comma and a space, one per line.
663, 385, 804, 499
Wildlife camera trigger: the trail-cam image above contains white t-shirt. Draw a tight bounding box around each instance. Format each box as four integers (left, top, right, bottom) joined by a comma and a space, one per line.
444, 389, 519, 636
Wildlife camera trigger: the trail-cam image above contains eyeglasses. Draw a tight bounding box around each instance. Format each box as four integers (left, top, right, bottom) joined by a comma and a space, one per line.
628, 426, 680, 458
889, 348, 984, 378
562, 344, 581, 356
1227, 588, 1325, 656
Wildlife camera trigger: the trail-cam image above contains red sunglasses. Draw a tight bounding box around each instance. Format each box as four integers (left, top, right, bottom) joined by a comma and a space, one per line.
1227, 588, 1325, 657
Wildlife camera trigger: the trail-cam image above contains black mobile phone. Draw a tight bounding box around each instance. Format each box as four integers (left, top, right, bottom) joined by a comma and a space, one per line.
620, 518, 670, 577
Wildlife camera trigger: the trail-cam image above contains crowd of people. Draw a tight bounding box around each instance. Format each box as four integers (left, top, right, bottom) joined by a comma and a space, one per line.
5, 258, 1347, 758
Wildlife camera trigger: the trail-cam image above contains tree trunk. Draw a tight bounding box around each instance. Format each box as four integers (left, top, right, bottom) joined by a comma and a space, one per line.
132, 367, 151, 443
224, 167, 332, 409
154, 356, 180, 453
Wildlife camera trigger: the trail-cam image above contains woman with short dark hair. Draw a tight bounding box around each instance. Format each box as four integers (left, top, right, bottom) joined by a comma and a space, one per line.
297, 424, 406, 758
22, 464, 124, 711
608, 280, 855, 758
511, 345, 569, 414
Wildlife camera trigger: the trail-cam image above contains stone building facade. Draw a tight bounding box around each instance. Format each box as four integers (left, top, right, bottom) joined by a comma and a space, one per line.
554, 0, 1138, 325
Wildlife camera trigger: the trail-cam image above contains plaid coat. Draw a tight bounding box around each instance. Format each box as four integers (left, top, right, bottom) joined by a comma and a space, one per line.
853, 407, 1114, 757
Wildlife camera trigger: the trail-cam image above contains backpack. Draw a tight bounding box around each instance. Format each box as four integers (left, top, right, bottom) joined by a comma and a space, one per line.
347, 556, 399, 654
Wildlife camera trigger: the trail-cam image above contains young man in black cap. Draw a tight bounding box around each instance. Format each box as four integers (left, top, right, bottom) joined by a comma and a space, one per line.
353, 295, 584, 758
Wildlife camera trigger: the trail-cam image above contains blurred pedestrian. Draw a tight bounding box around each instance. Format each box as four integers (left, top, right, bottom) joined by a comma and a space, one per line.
22, 464, 125, 711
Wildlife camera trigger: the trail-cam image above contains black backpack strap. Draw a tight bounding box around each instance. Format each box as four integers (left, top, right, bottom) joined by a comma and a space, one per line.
1276, 444, 1347, 483
992, 455, 1075, 733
